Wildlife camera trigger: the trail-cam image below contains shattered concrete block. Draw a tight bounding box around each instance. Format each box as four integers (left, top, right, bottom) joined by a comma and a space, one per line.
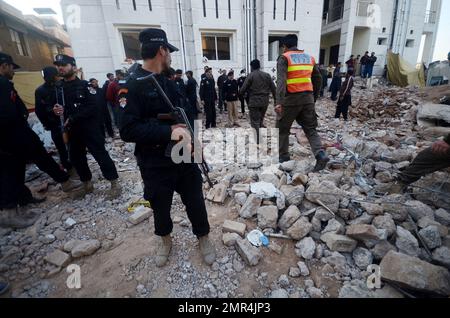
235, 239, 263, 266
239, 194, 262, 219
405, 200, 435, 221
419, 226, 442, 250
320, 233, 357, 253
207, 183, 228, 203
286, 216, 312, 240
432, 246, 450, 269
71, 240, 101, 258
435, 208, 450, 226
128, 206, 152, 225
231, 184, 250, 195
44, 250, 71, 268
278, 205, 301, 231
395, 226, 420, 257
283, 185, 305, 206
222, 233, 241, 247
222, 220, 246, 237
234, 192, 248, 206
257, 206, 278, 229
380, 251, 450, 296
346, 224, 379, 241
295, 237, 316, 260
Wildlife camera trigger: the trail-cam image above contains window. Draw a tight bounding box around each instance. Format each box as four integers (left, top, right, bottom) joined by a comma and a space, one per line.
10, 29, 29, 57
228, 0, 231, 19
284, 0, 287, 20
377, 37, 387, 45
148, 0, 152, 11
202, 35, 231, 60
202, 0, 206, 17
410, 30, 414, 35
116, 0, 120, 9
268, 35, 286, 61
132, 0, 136, 11
405, 39, 415, 48
121, 31, 141, 60
382, 27, 386, 33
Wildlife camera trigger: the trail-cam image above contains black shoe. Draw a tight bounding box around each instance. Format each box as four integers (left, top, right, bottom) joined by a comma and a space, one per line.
313, 151, 330, 172
0, 281, 9, 295
279, 155, 291, 163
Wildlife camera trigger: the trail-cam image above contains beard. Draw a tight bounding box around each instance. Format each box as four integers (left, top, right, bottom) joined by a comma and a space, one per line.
60, 69, 75, 79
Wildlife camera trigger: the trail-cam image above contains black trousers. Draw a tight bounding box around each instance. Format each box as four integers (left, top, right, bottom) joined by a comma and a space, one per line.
1, 131, 69, 209
239, 96, 249, 114
50, 127, 72, 171
399, 147, 450, 185
204, 100, 217, 129
100, 106, 114, 138
218, 90, 226, 111
0, 155, 32, 209
69, 124, 119, 182
335, 95, 351, 120
139, 163, 210, 237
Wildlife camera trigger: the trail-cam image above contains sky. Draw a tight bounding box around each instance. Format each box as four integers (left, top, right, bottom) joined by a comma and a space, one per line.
4, 0, 450, 61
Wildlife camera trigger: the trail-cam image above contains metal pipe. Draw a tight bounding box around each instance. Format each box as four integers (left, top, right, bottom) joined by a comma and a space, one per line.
389, 0, 399, 50
176, 0, 187, 71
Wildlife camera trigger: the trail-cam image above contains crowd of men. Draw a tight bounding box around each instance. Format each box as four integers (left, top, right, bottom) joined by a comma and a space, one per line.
1, 29, 449, 294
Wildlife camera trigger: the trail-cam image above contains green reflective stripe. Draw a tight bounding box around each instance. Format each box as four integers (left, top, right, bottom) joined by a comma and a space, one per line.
287, 65, 314, 72
286, 78, 312, 84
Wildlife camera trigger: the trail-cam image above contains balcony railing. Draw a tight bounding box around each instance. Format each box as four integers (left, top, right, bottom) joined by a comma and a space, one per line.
425, 10, 437, 24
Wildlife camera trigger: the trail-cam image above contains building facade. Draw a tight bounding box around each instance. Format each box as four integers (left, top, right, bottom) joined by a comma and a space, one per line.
0, 0, 70, 72
320, 0, 442, 75
60, 0, 324, 81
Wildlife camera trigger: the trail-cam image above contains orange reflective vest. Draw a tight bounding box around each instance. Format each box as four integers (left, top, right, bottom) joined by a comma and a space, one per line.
283, 50, 315, 93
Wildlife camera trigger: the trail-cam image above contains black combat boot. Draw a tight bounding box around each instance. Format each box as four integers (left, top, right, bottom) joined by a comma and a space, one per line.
313, 150, 330, 172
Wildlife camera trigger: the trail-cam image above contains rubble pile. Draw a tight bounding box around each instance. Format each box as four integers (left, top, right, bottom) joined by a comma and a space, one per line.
350, 85, 421, 123
1, 82, 449, 298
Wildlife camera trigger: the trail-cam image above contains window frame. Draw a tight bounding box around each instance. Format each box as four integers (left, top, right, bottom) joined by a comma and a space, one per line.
10, 28, 30, 57
201, 33, 232, 61
118, 29, 143, 62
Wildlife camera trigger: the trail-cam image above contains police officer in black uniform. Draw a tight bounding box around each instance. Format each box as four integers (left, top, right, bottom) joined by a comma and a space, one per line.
52, 54, 121, 198
35, 66, 73, 171
119, 29, 216, 267
185, 70, 200, 124
89, 78, 114, 139
0, 53, 82, 229
199, 67, 217, 129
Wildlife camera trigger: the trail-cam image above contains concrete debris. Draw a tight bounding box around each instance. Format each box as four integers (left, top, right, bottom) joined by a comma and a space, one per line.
235, 239, 263, 266
239, 194, 262, 219
4, 82, 450, 298
380, 251, 450, 296
222, 220, 246, 237
128, 206, 152, 225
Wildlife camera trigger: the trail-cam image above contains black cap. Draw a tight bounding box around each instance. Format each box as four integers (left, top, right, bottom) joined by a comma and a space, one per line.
139, 28, 179, 53
0, 52, 20, 69
42, 66, 58, 81
281, 34, 298, 47
54, 54, 76, 66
